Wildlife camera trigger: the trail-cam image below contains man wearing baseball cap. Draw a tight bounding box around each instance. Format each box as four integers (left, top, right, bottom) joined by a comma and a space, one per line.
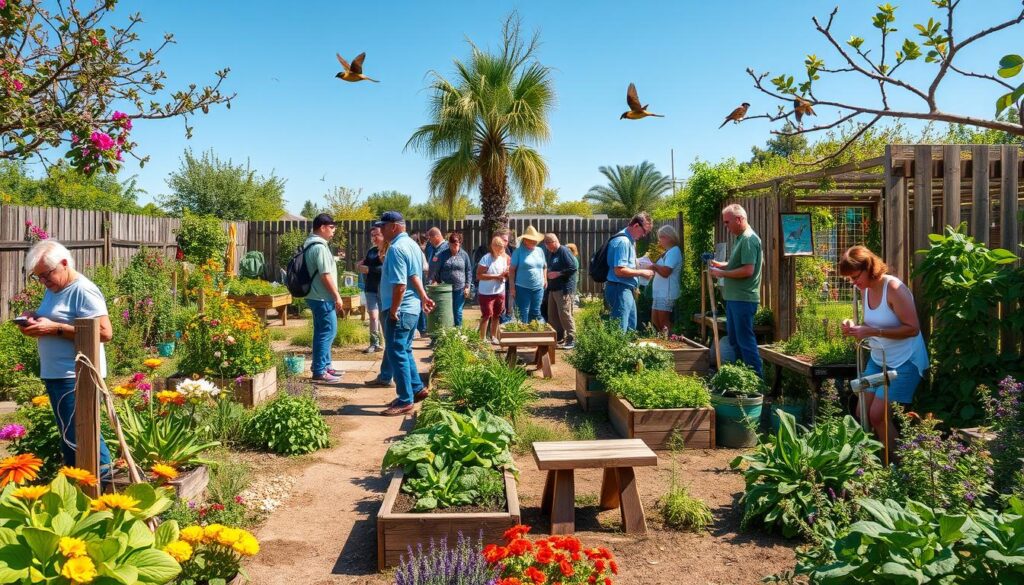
369, 211, 436, 415
305, 213, 345, 383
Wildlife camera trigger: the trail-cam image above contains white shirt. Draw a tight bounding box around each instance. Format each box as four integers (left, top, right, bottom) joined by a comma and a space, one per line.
477, 253, 509, 296
652, 246, 682, 301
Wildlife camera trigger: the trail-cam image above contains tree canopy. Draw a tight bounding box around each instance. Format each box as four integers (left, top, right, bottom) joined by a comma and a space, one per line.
585, 161, 670, 218
160, 149, 285, 220
0, 160, 156, 214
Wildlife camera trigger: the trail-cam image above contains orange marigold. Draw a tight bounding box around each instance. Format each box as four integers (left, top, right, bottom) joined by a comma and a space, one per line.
524, 566, 547, 585
483, 543, 509, 564
59, 466, 99, 487
150, 464, 178, 481
156, 391, 185, 406
504, 524, 531, 542
499, 579, 523, 585
0, 453, 42, 486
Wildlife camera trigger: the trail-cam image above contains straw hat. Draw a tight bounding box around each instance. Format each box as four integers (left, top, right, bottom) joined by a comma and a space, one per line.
519, 225, 544, 243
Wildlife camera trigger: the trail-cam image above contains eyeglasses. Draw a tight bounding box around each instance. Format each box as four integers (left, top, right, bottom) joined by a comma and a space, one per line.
845, 270, 864, 284
31, 265, 60, 282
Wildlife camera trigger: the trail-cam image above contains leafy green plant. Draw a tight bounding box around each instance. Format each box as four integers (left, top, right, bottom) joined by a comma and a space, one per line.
440, 359, 535, 420
197, 399, 250, 447
914, 224, 1022, 425
659, 484, 712, 532
593, 339, 672, 384
225, 278, 286, 296
242, 393, 330, 455
500, 320, 550, 333
731, 411, 881, 538
430, 327, 493, 376
754, 306, 774, 327
277, 229, 309, 269
709, 363, 766, 397
565, 319, 630, 375
117, 399, 221, 471
382, 409, 516, 511
178, 295, 275, 378
996, 53, 1024, 116
337, 285, 361, 297
981, 376, 1024, 495
175, 212, 229, 264
605, 369, 711, 409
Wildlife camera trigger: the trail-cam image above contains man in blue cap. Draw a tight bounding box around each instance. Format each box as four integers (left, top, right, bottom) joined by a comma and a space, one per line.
368, 211, 436, 415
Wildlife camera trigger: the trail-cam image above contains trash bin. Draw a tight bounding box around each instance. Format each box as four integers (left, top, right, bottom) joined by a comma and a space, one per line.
426, 284, 454, 335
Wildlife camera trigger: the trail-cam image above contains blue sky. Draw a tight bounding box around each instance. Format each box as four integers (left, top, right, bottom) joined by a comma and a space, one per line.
100, 0, 1022, 214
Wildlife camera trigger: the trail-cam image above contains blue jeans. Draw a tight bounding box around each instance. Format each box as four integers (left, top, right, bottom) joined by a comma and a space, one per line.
383, 310, 424, 404
725, 300, 763, 377
605, 282, 637, 331
44, 378, 112, 470
308, 298, 337, 377
514, 286, 544, 323
417, 311, 427, 335
451, 288, 466, 327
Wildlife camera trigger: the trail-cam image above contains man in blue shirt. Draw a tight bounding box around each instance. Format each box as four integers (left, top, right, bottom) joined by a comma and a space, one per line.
605, 212, 655, 331
371, 212, 436, 416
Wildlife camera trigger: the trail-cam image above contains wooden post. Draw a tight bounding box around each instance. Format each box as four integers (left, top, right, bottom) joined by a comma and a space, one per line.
101, 212, 112, 266
198, 288, 206, 313
913, 146, 933, 341
971, 146, 991, 246
1001, 146, 1020, 356
776, 187, 796, 340
883, 146, 909, 283
943, 145, 962, 229
74, 317, 102, 498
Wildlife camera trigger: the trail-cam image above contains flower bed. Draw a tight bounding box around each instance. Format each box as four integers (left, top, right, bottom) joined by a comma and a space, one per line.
606, 369, 715, 450
166, 369, 277, 408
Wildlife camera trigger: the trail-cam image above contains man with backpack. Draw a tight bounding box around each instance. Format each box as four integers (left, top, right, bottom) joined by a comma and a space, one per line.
595, 212, 654, 331
301, 214, 344, 384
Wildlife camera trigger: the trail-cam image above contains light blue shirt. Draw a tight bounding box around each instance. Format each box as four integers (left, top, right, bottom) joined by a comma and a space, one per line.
36, 275, 108, 379
606, 229, 637, 288
652, 245, 683, 301
380, 231, 424, 314
511, 245, 547, 290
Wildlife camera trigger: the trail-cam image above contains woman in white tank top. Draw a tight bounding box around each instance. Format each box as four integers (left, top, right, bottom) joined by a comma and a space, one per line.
838, 246, 929, 454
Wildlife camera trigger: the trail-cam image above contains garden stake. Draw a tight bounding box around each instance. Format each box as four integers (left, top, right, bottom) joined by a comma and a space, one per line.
701, 252, 722, 369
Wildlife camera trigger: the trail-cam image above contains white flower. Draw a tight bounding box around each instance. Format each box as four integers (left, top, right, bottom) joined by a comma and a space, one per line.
213, 351, 222, 358
175, 378, 223, 400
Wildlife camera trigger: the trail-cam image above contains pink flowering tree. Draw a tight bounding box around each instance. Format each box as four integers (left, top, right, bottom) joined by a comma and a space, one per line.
0, 0, 232, 175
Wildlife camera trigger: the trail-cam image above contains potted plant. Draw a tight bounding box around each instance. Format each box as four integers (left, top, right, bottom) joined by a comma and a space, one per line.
605, 368, 715, 449
497, 319, 557, 343
709, 363, 767, 448
283, 353, 306, 376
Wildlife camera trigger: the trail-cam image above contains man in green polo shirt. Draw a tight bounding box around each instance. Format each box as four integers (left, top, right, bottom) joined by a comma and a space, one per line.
304, 213, 345, 384
710, 203, 764, 377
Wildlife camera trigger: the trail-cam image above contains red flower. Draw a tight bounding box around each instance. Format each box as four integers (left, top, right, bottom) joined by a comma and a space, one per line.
524, 566, 547, 584
535, 545, 554, 564
594, 559, 606, 572
483, 544, 509, 564
559, 560, 574, 577
504, 524, 531, 542
588, 577, 597, 584
604, 578, 613, 585
609, 560, 619, 575
508, 538, 533, 556
499, 579, 523, 585
12, 364, 24, 372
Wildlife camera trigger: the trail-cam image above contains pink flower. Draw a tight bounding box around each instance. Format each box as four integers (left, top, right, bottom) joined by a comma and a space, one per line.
137, 382, 151, 392
0, 424, 26, 441
234, 375, 245, 385
131, 373, 145, 383
89, 36, 99, 47
121, 310, 130, 320
112, 111, 133, 130
12, 79, 23, 92
89, 131, 115, 151
0, 1, 7, 11
12, 363, 24, 372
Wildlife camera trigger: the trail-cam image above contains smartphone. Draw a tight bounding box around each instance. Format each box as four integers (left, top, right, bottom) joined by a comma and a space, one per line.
12, 316, 30, 327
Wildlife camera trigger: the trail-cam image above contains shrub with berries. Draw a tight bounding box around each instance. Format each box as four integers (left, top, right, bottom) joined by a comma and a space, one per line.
484, 525, 619, 585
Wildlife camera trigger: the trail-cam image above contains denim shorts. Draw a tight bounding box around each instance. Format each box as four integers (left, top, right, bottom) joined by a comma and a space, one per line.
864, 359, 923, 404
364, 291, 380, 312
652, 297, 676, 312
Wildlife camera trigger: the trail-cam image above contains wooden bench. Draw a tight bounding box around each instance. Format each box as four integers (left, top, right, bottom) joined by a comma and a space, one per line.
532, 439, 658, 535
499, 339, 557, 378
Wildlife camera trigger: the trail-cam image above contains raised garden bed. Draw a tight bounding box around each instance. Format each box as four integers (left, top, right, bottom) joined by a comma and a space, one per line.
376, 467, 520, 570
227, 292, 292, 326
167, 367, 277, 408
640, 337, 711, 376
106, 465, 209, 501
497, 324, 557, 344
574, 370, 607, 412
608, 394, 715, 450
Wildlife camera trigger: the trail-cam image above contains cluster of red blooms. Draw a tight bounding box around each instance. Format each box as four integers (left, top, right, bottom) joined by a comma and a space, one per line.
483, 525, 618, 585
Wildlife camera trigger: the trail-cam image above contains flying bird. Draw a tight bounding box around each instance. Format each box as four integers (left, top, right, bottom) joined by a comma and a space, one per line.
718, 103, 750, 128
320, 173, 326, 182
620, 83, 664, 120
335, 52, 379, 83
794, 97, 816, 126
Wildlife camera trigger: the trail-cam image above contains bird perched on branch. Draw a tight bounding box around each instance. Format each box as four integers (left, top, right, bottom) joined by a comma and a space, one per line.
718, 103, 750, 128
794, 97, 816, 126
335, 52, 379, 83
620, 83, 664, 120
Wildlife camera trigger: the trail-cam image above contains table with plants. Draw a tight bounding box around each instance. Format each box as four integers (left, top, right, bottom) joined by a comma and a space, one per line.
225, 277, 292, 326
497, 320, 558, 378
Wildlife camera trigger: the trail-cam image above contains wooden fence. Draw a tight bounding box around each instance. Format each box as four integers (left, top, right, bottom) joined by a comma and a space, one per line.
0, 205, 247, 320
247, 216, 683, 295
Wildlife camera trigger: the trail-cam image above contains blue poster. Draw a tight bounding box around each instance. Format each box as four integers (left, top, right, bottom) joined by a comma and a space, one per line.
781, 213, 814, 256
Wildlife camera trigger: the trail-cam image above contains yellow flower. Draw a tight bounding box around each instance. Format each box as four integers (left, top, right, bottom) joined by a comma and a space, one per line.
156, 391, 185, 406
31, 395, 50, 407
215, 527, 242, 547
11, 485, 49, 501
61, 556, 97, 584
163, 540, 193, 562
150, 464, 178, 482
59, 467, 99, 487
203, 523, 226, 542
58, 536, 88, 558
232, 531, 260, 556
89, 493, 140, 513
143, 358, 163, 370
179, 525, 205, 544
112, 385, 135, 398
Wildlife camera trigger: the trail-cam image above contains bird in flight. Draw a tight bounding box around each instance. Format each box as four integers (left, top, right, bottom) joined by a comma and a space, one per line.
793, 97, 816, 126
718, 103, 750, 128
336, 52, 379, 83
620, 83, 664, 120
320, 173, 326, 182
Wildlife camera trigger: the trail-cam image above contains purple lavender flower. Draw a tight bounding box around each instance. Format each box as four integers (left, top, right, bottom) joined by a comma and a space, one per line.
965, 492, 976, 503
0, 424, 26, 440
394, 531, 498, 585
855, 468, 865, 477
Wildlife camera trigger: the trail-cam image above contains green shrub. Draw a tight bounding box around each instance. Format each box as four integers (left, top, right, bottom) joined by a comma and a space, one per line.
441, 359, 535, 420
176, 212, 228, 264
605, 369, 711, 409
277, 229, 309, 269
0, 322, 40, 392
660, 484, 712, 532
198, 398, 250, 447
291, 320, 369, 347
243, 393, 330, 455
432, 327, 492, 375
565, 319, 630, 375
709, 363, 766, 397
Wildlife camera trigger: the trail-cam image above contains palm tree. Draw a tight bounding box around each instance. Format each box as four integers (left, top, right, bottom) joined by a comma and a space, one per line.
584, 161, 671, 217
406, 14, 554, 235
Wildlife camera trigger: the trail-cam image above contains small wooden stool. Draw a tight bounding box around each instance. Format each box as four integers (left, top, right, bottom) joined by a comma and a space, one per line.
532, 439, 658, 535
499, 340, 556, 378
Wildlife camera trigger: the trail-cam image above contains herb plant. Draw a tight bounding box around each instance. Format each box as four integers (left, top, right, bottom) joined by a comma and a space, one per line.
565, 319, 630, 375
500, 320, 550, 333
709, 363, 766, 397
394, 532, 500, 585
605, 369, 711, 409
440, 359, 535, 420
980, 376, 1024, 495
593, 340, 672, 384
242, 393, 330, 455
225, 277, 286, 296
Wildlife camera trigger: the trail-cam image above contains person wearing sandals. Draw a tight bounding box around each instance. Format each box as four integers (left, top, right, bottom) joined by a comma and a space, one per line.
368, 211, 436, 416
356, 223, 385, 353
17, 240, 113, 479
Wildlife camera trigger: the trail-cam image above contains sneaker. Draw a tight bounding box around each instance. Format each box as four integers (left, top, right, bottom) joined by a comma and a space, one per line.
372, 345, 383, 353
365, 377, 394, 388
561, 341, 575, 350
381, 403, 416, 416
326, 367, 341, 376
362, 345, 379, 354
312, 373, 342, 384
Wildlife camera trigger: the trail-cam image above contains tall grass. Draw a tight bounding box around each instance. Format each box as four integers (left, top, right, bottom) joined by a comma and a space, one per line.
290, 320, 369, 347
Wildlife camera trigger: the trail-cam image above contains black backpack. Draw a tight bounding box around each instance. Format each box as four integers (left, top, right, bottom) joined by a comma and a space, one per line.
285, 241, 328, 298
589, 233, 629, 283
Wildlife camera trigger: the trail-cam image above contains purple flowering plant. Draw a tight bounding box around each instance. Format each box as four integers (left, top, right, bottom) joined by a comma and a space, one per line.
980, 376, 1024, 494
394, 531, 498, 585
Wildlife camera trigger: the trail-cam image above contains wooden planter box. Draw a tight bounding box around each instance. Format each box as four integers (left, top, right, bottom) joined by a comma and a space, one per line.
228, 292, 292, 326
608, 394, 715, 450
574, 370, 608, 412
497, 326, 557, 344
642, 337, 711, 376
168, 366, 277, 408
377, 468, 520, 570
341, 295, 361, 310
106, 465, 209, 501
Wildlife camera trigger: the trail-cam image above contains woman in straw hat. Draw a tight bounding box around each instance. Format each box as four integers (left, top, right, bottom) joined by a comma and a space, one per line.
508, 225, 548, 323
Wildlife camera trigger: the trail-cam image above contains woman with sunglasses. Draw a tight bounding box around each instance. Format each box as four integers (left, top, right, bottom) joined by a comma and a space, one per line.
838, 245, 928, 454
17, 240, 113, 475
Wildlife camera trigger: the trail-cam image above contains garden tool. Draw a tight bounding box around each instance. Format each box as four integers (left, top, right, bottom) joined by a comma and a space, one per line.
701, 252, 722, 369
718, 103, 750, 128
851, 339, 895, 466
620, 83, 664, 120
335, 52, 379, 83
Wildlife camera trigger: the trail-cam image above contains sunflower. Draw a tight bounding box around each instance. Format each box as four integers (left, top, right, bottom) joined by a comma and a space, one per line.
60, 556, 97, 584
11, 485, 49, 500
59, 467, 99, 487
0, 453, 43, 486
150, 464, 178, 482
89, 493, 141, 512
30, 395, 50, 407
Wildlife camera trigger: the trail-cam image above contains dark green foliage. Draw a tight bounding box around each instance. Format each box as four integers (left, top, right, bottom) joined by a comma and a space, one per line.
198, 398, 251, 447
605, 369, 711, 409
161, 149, 286, 220
441, 359, 535, 420
242, 393, 330, 455
709, 363, 767, 397
564, 319, 629, 375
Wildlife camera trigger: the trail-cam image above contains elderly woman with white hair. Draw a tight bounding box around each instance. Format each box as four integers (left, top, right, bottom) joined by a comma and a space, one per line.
650, 225, 683, 334
16, 240, 113, 473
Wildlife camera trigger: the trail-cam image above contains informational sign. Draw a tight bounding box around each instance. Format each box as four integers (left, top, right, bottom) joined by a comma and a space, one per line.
781, 213, 814, 256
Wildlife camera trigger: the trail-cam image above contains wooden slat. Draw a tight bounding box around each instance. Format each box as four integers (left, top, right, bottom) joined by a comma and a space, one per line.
1001, 145, 1020, 357
972, 146, 992, 245
884, 147, 909, 283
913, 146, 933, 342
943, 144, 962, 229
532, 439, 658, 470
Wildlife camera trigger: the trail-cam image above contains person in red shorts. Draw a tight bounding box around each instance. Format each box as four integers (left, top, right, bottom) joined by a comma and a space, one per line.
476, 236, 510, 344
